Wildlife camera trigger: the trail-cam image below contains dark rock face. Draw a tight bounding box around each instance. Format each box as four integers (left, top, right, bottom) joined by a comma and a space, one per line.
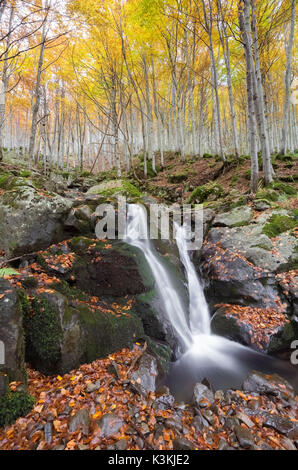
201, 242, 281, 311
200, 219, 297, 352
262, 413, 298, 439
69, 238, 154, 297
0, 280, 25, 383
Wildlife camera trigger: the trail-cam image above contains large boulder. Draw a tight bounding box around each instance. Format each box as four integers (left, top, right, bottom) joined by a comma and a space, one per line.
0, 279, 25, 383
68, 238, 155, 297
213, 206, 253, 228
200, 241, 282, 311
87, 180, 141, 201
211, 305, 295, 353
0, 185, 72, 256
23, 289, 144, 375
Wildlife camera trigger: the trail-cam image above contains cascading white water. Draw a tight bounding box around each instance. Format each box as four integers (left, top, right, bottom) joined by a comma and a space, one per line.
175, 224, 211, 336
125, 204, 193, 350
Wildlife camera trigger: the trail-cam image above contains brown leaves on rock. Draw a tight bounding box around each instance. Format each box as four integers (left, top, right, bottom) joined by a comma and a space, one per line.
215, 304, 290, 350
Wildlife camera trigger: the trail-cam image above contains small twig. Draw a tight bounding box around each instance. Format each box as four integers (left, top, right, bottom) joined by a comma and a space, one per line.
0, 251, 39, 268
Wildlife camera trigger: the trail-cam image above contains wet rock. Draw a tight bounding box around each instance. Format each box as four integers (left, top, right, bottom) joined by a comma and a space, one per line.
201, 409, 216, 426
213, 206, 253, 228
0, 280, 25, 383
224, 417, 240, 429
85, 380, 101, 393
236, 411, 255, 428
173, 437, 195, 451
153, 394, 175, 411
44, 422, 53, 444
97, 413, 124, 438
262, 413, 298, 439
131, 354, 158, 394
218, 438, 235, 450
164, 417, 183, 433
107, 439, 128, 450
211, 305, 292, 353
193, 382, 214, 408
235, 425, 255, 448
69, 409, 91, 435
242, 371, 294, 399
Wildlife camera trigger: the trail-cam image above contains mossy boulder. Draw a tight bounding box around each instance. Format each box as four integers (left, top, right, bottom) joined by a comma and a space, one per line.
0, 280, 26, 384
23, 289, 144, 375
87, 180, 141, 200
188, 182, 224, 204
262, 214, 297, 238
0, 185, 73, 256
69, 239, 155, 297
213, 206, 253, 228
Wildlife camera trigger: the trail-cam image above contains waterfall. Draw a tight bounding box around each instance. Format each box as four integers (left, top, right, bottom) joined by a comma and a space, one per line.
175, 223, 211, 336
125, 204, 297, 396
125, 203, 297, 396
125, 204, 193, 350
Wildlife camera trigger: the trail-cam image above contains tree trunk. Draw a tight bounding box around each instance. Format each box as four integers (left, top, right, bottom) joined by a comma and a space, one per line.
281, 0, 295, 155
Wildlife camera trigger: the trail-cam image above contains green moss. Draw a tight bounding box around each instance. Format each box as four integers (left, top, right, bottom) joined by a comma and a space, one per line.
0, 174, 10, 189
203, 153, 213, 159
268, 181, 297, 196
168, 172, 188, 183
256, 189, 279, 202
19, 170, 32, 178
23, 297, 62, 368
188, 182, 224, 204
262, 214, 297, 238
77, 304, 144, 363
52, 280, 89, 302
244, 169, 251, 180
276, 153, 294, 162
0, 391, 34, 428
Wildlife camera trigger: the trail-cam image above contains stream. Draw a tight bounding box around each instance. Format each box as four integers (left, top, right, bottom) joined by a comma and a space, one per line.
125, 204, 298, 402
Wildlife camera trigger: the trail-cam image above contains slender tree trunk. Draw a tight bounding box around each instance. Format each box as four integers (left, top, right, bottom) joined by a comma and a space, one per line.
239, 0, 259, 192
281, 0, 295, 155
28, 2, 49, 165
